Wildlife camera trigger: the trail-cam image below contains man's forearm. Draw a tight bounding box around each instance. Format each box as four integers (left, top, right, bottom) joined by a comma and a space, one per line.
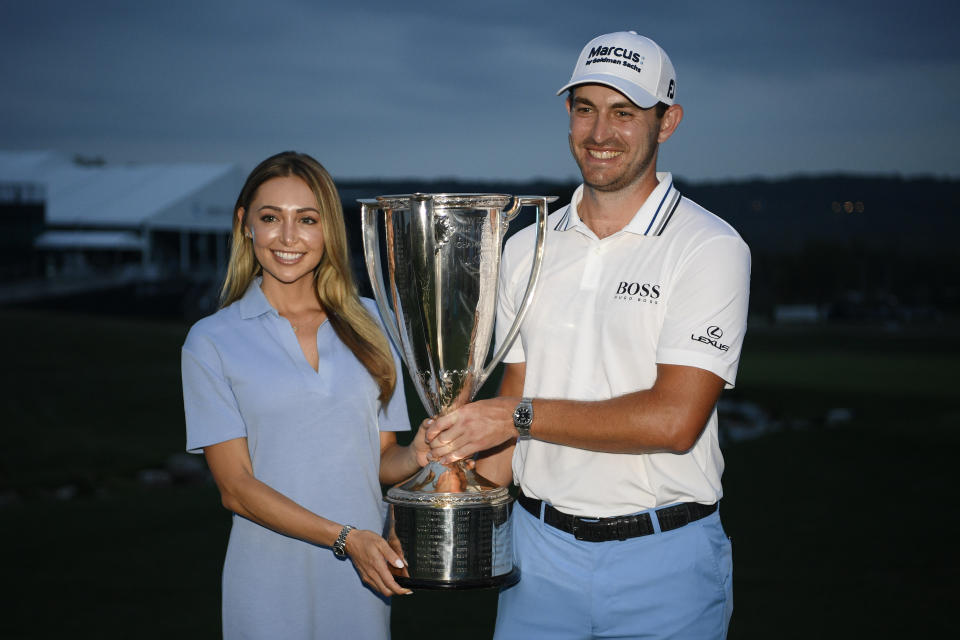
428, 363, 726, 463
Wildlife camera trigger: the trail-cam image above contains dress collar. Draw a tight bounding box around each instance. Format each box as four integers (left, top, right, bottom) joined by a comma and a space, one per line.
236, 277, 277, 319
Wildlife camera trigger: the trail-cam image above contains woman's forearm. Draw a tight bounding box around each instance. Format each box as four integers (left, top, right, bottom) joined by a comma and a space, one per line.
220, 472, 342, 546
205, 438, 341, 547
379, 439, 426, 485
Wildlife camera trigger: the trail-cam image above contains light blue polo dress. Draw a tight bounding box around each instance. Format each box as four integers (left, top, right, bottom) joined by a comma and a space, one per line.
182, 279, 410, 639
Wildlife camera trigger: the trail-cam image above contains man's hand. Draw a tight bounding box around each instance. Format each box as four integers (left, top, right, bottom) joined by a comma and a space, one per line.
424, 396, 520, 464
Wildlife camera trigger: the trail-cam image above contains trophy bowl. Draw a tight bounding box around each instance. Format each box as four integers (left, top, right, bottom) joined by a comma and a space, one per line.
361, 193, 552, 589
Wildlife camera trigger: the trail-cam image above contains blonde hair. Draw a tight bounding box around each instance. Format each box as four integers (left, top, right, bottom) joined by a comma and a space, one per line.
221, 151, 396, 404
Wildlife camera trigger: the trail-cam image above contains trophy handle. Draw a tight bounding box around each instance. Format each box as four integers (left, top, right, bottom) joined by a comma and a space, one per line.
478, 195, 555, 385
360, 200, 408, 366
361, 199, 440, 415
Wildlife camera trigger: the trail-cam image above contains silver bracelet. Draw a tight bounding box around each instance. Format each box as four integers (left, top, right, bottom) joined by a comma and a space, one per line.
332, 524, 354, 559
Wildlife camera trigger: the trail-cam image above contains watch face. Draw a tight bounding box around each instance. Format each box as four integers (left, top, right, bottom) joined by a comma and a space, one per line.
515, 406, 532, 427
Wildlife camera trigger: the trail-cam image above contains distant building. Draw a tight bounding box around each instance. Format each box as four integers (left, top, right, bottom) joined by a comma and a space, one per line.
772, 304, 825, 324
0, 151, 244, 305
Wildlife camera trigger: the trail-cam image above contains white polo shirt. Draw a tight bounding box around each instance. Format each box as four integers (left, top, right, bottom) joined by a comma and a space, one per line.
496, 172, 751, 517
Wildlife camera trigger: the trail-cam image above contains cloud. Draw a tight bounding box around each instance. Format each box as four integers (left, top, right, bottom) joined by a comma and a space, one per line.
1, 0, 957, 180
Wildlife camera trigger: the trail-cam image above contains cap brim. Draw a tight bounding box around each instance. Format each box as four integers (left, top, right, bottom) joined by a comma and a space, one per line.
556, 74, 660, 109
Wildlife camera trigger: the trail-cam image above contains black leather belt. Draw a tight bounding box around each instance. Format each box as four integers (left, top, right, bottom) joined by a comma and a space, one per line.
517, 491, 718, 543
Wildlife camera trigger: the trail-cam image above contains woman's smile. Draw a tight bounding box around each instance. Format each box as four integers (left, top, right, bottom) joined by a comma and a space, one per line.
271, 250, 306, 264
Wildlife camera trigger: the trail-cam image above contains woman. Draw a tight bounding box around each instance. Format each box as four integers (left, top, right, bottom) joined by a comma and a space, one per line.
181, 151, 428, 638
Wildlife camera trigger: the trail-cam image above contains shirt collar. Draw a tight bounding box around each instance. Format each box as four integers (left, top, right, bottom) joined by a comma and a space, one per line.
236, 277, 277, 319
558, 172, 680, 237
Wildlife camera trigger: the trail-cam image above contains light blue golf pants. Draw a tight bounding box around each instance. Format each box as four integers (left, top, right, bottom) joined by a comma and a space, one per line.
494, 501, 733, 639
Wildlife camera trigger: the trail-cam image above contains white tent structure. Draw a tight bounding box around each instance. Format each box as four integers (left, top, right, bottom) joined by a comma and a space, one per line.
0, 151, 244, 300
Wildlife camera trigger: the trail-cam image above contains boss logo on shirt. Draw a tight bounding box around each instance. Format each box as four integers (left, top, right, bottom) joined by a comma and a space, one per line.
613, 281, 661, 304
691, 325, 729, 351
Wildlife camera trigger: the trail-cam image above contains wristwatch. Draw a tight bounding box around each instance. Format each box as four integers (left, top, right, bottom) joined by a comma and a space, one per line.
513, 397, 534, 440
332, 524, 354, 559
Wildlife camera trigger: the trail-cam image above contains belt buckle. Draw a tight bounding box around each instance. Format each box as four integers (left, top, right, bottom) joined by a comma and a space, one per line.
571, 517, 598, 542
571, 518, 586, 541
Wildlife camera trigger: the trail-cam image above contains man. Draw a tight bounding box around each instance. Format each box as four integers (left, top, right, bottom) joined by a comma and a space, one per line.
426, 31, 750, 639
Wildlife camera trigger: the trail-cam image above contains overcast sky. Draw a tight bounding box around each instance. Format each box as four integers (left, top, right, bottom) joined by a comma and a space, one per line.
2, 0, 958, 183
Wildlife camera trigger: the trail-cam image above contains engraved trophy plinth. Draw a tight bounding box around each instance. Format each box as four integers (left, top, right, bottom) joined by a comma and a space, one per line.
360, 193, 552, 589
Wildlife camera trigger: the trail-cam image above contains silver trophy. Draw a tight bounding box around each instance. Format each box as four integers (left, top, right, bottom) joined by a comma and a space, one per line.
360, 193, 552, 589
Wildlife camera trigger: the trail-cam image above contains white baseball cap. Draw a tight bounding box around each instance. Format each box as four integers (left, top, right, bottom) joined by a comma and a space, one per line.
557, 31, 676, 108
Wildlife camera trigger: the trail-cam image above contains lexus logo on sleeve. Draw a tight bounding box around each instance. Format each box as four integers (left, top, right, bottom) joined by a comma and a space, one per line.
691, 325, 729, 351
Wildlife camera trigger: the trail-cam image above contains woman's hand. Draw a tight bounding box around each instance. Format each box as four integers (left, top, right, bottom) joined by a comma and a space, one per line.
410, 419, 433, 468
379, 426, 433, 485
343, 528, 412, 596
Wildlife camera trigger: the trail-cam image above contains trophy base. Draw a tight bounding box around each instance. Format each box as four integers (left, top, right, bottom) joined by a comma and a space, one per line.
397, 567, 520, 590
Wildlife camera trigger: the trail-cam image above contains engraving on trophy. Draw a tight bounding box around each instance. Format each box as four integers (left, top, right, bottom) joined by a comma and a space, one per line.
434, 214, 453, 250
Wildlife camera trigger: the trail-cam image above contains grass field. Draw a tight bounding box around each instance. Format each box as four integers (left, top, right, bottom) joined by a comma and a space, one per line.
1, 309, 957, 638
